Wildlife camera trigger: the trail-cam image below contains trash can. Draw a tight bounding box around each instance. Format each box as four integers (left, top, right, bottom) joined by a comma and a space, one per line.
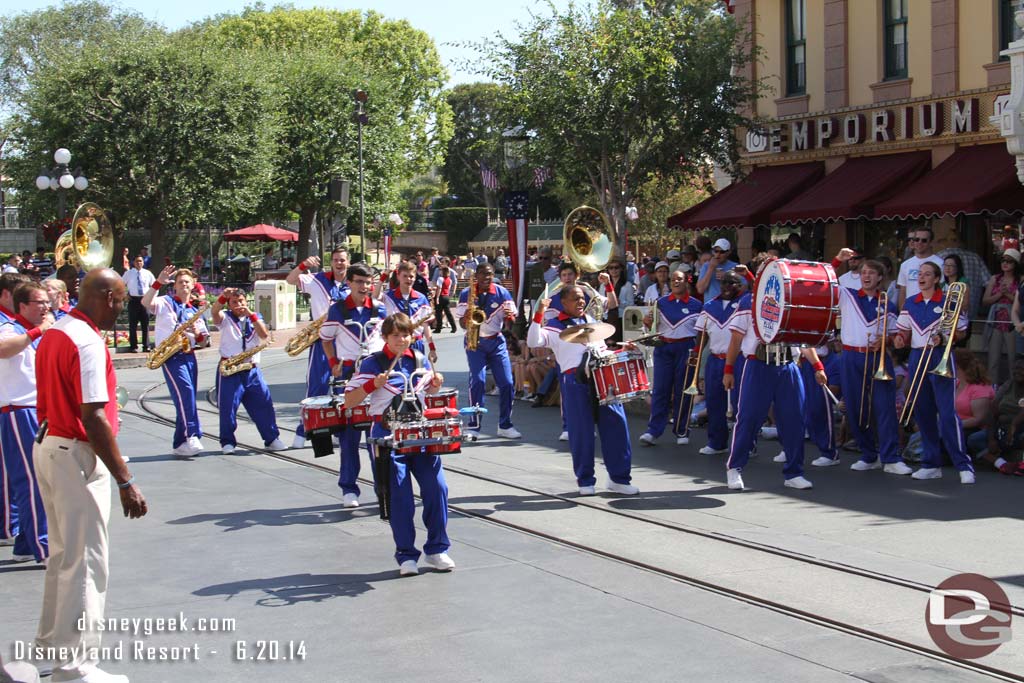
254, 280, 296, 330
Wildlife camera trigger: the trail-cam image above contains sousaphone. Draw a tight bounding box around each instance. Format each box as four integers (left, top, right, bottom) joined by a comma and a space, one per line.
536, 206, 615, 314
54, 202, 114, 270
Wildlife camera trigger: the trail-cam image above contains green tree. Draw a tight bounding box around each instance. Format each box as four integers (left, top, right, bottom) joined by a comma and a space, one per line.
5, 36, 277, 266
628, 172, 709, 254
481, 0, 756, 252
442, 82, 510, 209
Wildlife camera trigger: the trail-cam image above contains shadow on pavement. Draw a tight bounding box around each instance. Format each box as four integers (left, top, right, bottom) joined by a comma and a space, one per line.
167, 504, 366, 532
193, 570, 397, 606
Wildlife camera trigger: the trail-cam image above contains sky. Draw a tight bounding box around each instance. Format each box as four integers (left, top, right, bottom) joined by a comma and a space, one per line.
3, 0, 575, 85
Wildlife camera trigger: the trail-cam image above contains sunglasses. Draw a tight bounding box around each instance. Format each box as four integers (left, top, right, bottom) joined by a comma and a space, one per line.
712, 248, 725, 253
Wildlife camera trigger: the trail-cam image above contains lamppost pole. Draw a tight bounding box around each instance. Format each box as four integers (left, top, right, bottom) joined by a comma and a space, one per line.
354, 89, 369, 260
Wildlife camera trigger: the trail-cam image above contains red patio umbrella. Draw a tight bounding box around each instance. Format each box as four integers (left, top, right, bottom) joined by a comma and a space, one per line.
223, 224, 299, 242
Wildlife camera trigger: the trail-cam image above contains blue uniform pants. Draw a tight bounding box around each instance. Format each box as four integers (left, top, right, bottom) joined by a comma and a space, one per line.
799, 359, 837, 460
560, 373, 633, 487
466, 335, 514, 430
727, 359, 807, 479
705, 355, 746, 450
216, 366, 280, 447
162, 353, 202, 448
370, 423, 449, 565
907, 348, 973, 472
0, 446, 17, 543
296, 343, 332, 438
646, 340, 695, 438
1, 408, 45, 560
331, 365, 364, 496
840, 350, 900, 463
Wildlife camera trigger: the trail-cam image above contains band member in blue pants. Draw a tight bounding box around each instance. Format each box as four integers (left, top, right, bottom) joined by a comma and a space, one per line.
695, 270, 747, 455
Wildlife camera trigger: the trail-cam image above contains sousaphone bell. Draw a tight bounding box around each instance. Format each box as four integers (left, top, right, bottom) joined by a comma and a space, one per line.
54, 202, 114, 271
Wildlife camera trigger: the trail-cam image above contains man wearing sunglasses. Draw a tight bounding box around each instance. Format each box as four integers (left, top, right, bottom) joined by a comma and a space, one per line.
696, 238, 738, 301
896, 228, 943, 309
834, 246, 865, 289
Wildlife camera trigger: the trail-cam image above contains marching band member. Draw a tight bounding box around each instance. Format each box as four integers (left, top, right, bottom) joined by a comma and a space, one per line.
383, 260, 438, 364
454, 264, 521, 439
142, 266, 209, 457
797, 344, 840, 467
0, 282, 53, 563
832, 251, 908, 474
694, 269, 747, 455
723, 285, 826, 491
344, 313, 454, 576
320, 264, 386, 507
892, 261, 975, 483
211, 288, 286, 454
0, 273, 29, 548
286, 248, 350, 448
638, 269, 703, 446
44, 279, 72, 320
528, 286, 638, 496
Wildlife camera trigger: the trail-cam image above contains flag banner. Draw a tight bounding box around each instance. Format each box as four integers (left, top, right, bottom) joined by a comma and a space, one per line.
479, 162, 499, 191
383, 227, 392, 271
533, 167, 553, 188
503, 191, 529, 310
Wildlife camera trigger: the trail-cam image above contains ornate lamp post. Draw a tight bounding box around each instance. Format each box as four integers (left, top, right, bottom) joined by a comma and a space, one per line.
35, 147, 88, 219
353, 90, 369, 259
994, 4, 1024, 183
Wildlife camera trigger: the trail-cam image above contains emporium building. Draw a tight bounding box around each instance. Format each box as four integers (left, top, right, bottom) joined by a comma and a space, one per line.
670, 0, 1023, 264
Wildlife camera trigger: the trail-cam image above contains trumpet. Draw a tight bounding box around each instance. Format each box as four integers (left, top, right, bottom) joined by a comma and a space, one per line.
147, 303, 209, 370
221, 342, 269, 377
859, 291, 892, 430
899, 282, 966, 427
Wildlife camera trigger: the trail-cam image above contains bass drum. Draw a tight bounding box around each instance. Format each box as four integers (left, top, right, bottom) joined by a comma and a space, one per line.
752, 259, 839, 347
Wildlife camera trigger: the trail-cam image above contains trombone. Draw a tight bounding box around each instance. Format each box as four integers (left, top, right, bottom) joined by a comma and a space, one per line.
859, 291, 892, 430
899, 282, 966, 427
683, 331, 707, 396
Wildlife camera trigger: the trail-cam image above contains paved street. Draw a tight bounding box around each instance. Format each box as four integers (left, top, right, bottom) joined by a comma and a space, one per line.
2, 331, 1022, 682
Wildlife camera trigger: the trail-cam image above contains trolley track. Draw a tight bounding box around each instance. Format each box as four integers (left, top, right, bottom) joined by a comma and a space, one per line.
123, 377, 1024, 682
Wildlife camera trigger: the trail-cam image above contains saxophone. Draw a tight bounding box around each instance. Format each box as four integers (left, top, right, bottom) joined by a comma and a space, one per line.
147, 303, 209, 370
220, 342, 269, 377
465, 279, 487, 351
285, 312, 328, 357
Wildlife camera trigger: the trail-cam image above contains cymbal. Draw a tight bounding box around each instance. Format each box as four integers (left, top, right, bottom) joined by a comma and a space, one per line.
559, 322, 616, 344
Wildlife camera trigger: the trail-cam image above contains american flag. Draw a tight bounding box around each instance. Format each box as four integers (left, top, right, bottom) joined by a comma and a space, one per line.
383, 227, 392, 271
533, 167, 553, 188
503, 191, 529, 310
479, 161, 499, 191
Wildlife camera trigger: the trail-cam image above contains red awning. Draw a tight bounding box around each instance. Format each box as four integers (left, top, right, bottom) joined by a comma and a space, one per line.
668, 162, 824, 231
770, 152, 932, 225
874, 144, 1024, 220
223, 224, 299, 242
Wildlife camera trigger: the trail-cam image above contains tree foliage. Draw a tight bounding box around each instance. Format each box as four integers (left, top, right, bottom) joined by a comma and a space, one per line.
442, 82, 511, 208
480, 0, 756, 250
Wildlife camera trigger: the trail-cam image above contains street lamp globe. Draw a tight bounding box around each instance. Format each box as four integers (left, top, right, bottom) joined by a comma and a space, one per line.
53, 148, 71, 165
59, 172, 75, 189
74, 176, 88, 191
35, 175, 51, 191
48, 177, 59, 191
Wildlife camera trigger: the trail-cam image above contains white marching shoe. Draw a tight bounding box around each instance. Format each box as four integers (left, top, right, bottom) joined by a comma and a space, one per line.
578, 485, 597, 496
342, 493, 360, 508
606, 480, 639, 495
676, 436, 690, 445
726, 468, 744, 490
497, 426, 522, 439
760, 426, 778, 440
267, 438, 287, 451
772, 451, 787, 463
172, 443, 196, 458
423, 552, 456, 571
638, 432, 656, 446
911, 467, 942, 480
221, 444, 236, 455
699, 445, 728, 456
959, 470, 976, 485
399, 560, 419, 576
850, 459, 882, 471
186, 436, 204, 453
784, 476, 814, 490
291, 433, 308, 449
883, 462, 913, 475
811, 456, 839, 467
558, 431, 569, 441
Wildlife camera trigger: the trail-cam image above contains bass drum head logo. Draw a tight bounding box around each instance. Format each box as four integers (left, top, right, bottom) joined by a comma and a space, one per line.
756, 268, 784, 342
926, 573, 1012, 659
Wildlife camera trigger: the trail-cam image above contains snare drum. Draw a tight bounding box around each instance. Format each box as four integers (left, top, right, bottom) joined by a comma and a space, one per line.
752, 259, 839, 347
592, 351, 651, 406
300, 395, 345, 435
424, 387, 458, 411
344, 401, 374, 430
390, 407, 463, 455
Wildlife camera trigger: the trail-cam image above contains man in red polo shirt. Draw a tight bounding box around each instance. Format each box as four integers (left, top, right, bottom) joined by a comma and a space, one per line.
33, 269, 147, 683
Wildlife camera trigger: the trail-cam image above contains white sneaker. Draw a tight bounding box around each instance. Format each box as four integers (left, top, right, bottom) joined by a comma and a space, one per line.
496, 427, 522, 439
558, 431, 569, 442
773, 452, 787, 463
399, 560, 419, 576
883, 462, 913, 475
486, 387, 499, 396
266, 438, 287, 450
0, 537, 14, 547
811, 456, 839, 467
291, 433, 307, 449
221, 444, 236, 455
959, 470, 976, 485
784, 476, 814, 490
423, 552, 456, 571
761, 426, 778, 440
676, 436, 690, 445
578, 485, 597, 496
727, 468, 744, 490
638, 432, 656, 446
342, 493, 360, 508
466, 430, 481, 441
912, 467, 942, 480
172, 443, 195, 458
606, 480, 639, 495
187, 436, 204, 453
699, 445, 728, 455
851, 459, 882, 471
11, 553, 35, 563
122, 455, 130, 463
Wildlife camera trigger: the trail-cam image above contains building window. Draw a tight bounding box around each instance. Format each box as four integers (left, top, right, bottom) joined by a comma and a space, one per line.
1000, 0, 1022, 60
785, 0, 806, 95
883, 0, 908, 80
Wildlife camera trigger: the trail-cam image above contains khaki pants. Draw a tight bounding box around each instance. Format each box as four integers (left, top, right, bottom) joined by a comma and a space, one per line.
32, 436, 110, 682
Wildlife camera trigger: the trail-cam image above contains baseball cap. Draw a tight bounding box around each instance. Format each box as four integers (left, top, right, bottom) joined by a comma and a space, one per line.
673, 262, 694, 274
712, 238, 731, 252
655, 261, 670, 271
666, 249, 681, 260
1004, 248, 1022, 263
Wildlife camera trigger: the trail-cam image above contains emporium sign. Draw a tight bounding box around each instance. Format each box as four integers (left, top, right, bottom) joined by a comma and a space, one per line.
746, 95, 995, 155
